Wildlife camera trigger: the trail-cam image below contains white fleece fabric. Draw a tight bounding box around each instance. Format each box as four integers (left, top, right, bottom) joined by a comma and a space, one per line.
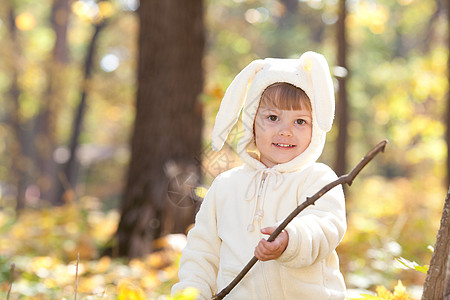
172, 51, 346, 299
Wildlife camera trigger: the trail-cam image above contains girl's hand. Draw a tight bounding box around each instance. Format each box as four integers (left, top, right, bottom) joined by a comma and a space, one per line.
254, 226, 289, 261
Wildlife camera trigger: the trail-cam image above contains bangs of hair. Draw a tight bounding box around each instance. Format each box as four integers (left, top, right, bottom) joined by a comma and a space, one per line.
260, 82, 311, 111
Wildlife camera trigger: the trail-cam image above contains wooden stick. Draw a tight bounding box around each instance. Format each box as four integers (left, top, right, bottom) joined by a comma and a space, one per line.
212, 140, 388, 300
75, 253, 79, 300
7, 263, 15, 300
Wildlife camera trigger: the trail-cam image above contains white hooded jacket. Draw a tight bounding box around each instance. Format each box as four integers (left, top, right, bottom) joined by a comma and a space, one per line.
172, 52, 347, 300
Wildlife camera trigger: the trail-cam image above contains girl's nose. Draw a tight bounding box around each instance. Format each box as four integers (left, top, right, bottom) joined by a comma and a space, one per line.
278, 123, 293, 136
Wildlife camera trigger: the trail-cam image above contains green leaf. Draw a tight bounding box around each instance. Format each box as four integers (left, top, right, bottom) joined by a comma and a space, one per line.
414, 264, 429, 274
396, 257, 429, 274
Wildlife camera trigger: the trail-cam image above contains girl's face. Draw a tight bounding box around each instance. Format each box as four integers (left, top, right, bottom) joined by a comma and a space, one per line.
254, 105, 312, 168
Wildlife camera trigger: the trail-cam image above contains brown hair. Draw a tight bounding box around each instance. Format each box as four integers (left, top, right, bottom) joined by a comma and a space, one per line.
259, 82, 311, 111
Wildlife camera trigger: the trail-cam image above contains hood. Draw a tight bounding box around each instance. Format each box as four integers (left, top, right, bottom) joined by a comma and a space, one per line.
211, 51, 335, 173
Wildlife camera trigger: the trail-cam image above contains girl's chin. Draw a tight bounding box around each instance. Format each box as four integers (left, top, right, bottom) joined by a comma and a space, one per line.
260, 156, 297, 167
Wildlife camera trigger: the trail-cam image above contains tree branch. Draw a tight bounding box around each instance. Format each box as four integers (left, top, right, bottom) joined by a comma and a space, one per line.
212, 140, 388, 300
7, 263, 15, 300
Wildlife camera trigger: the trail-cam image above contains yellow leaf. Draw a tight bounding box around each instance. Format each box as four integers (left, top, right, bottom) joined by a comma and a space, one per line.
95, 256, 112, 273
98, 1, 115, 18
140, 272, 159, 290
171, 287, 199, 300
194, 186, 208, 200
376, 285, 393, 299
393, 280, 410, 299
117, 279, 146, 300
146, 252, 166, 269
373, 281, 411, 300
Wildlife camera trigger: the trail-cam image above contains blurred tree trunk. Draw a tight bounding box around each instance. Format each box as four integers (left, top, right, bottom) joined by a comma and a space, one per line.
54, 21, 106, 205
278, 0, 298, 28
51, 0, 71, 63
421, 0, 444, 54
37, 0, 72, 204
115, 0, 204, 258
272, 0, 325, 57
422, 187, 450, 299
335, 0, 348, 176
6, 6, 29, 211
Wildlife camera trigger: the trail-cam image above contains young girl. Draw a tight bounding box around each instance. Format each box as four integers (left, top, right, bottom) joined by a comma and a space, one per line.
172, 51, 347, 299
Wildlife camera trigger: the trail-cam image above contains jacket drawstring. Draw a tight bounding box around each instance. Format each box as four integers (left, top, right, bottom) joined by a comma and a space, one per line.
245, 169, 283, 232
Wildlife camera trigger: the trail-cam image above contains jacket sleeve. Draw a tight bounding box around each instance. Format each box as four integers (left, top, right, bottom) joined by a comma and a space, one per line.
276, 164, 347, 268
171, 179, 221, 299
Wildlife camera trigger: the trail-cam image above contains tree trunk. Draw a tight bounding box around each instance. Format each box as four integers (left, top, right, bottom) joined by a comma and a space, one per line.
37, 0, 72, 204
422, 187, 450, 299
7, 6, 28, 212
335, 0, 349, 176
421, 0, 444, 54
51, 0, 71, 64
445, 252, 450, 299
115, 0, 205, 258
53, 22, 106, 205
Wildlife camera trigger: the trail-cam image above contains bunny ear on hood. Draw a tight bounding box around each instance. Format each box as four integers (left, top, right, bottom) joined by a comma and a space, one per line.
211, 59, 266, 152
299, 51, 335, 132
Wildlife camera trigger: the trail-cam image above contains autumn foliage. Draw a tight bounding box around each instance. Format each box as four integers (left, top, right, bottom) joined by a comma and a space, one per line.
0, 201, 185, 299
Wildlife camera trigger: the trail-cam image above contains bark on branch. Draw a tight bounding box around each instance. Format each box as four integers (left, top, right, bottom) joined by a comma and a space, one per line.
212, 140, 388, 300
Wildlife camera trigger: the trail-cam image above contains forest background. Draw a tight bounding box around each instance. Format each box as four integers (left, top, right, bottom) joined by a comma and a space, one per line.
0, 0, 449, 299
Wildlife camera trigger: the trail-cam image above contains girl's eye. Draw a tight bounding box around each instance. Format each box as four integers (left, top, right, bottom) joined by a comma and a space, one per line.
295, 119, 306, 125
268, 115, 278, 121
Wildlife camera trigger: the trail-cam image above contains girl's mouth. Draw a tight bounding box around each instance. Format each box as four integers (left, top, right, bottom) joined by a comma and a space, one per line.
273, 143, 295, 148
